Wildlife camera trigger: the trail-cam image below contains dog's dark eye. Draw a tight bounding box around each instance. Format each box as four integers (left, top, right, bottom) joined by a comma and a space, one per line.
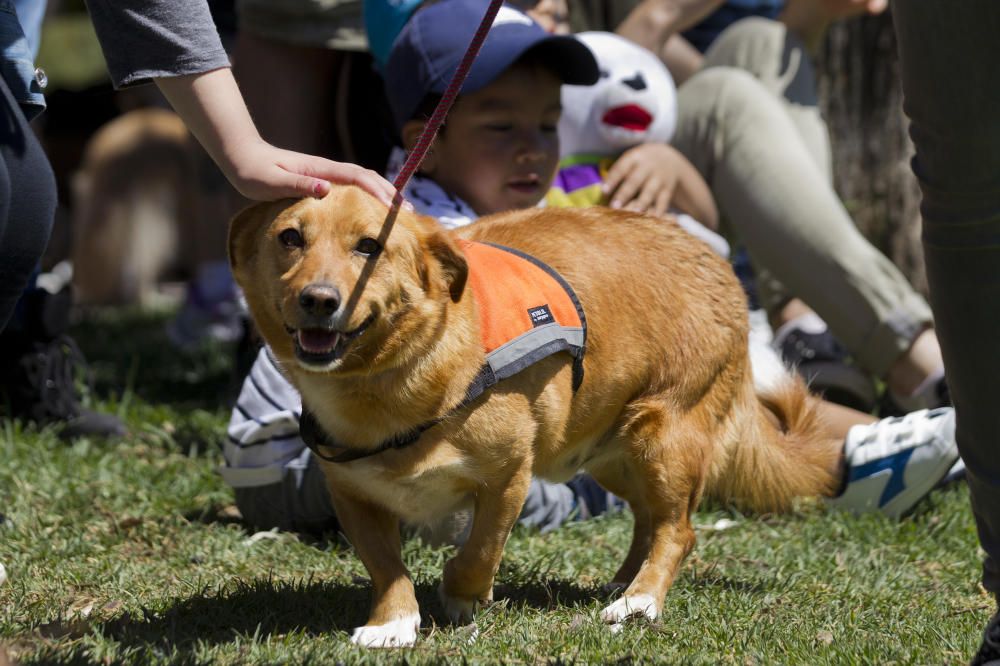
279, 228, 304, 248
355, 237, 382, 257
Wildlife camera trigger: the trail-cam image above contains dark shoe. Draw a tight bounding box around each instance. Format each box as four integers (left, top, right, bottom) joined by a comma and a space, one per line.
775, 323, 877, 412
0, 335, 126, 440
971, 607, 1000, 666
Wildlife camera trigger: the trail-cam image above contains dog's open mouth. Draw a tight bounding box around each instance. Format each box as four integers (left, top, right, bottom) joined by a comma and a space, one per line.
287, 313, 376, 366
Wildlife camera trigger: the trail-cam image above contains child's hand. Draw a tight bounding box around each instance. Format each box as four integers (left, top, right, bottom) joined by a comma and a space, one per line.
603, 142, 719, 229
603, 143, 685, 217
224, 138, 401, 205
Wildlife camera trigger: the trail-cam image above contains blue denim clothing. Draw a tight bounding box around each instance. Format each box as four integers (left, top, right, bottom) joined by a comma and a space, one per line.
13, 0, 44, 58
0, 0, 44, 120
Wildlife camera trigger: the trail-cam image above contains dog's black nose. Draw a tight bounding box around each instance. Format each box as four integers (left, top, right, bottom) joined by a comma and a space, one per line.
299, 283, 341, 316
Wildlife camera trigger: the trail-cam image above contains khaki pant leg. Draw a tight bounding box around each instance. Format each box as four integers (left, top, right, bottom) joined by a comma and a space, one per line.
700, 17, 833, 314
673, 67, 931, 377
702, 17, 831, 180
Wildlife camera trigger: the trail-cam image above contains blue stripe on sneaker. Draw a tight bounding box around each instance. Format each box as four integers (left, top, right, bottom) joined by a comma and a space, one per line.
846, 447, 916, 508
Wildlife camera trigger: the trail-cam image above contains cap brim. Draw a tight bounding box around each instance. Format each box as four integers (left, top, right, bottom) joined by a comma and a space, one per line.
461, 33, 599, 96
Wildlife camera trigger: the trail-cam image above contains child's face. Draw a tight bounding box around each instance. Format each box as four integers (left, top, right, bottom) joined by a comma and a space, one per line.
419, 63, 563, 217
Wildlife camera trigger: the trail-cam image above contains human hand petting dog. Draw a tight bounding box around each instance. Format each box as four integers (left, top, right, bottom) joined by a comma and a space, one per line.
603, 142, 718, 229
220, 138, 400, 204
155, 68, 401, 205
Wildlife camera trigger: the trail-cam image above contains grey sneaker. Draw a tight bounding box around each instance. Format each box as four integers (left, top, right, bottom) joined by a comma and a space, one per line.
828, 408, 958, 518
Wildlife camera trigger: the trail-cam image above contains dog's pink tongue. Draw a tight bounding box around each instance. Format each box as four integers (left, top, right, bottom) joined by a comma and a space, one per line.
298, 329, 340, 354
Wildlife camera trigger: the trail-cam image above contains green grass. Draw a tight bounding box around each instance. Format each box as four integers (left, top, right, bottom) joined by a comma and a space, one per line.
0, 309, 992, 664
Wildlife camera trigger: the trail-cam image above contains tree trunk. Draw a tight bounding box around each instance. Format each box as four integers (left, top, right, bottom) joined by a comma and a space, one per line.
817, 9, 927, 295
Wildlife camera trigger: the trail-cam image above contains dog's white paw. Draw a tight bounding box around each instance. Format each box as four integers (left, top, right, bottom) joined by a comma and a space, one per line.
350, 612, 421, 648
438, 583, 484, 624
600, 593, 659, 629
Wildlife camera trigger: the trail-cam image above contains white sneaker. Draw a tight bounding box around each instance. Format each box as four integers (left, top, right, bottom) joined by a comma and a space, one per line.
828, 407, 958, 519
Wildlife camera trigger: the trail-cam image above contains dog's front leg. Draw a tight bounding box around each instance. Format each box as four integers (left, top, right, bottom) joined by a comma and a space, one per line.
439, 459, 533, 624
327, 485, 420, 648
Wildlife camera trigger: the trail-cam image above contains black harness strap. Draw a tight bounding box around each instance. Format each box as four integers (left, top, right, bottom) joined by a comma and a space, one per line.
300, 363, 495, 464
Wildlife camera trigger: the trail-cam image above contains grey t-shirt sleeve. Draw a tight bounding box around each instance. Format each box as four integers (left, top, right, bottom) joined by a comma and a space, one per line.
84, 0, 231, 88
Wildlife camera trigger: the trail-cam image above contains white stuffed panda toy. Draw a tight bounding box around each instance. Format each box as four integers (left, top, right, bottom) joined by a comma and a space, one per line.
547, 31, 728, 257
560, 31, 677, 160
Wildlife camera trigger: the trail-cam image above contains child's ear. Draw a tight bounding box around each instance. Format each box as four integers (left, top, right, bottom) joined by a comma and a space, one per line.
401, 120, 438, 174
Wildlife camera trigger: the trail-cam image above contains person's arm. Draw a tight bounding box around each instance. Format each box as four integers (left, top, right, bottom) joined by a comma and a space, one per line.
156, 69, 398, 203
84, 0, 399, 205
615, 0, 725, 56
660, 33, 704, 86
602, 143, 719, 229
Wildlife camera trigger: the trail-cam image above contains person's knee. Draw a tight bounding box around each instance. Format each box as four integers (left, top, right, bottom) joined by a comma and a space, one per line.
680, 66, 778, 123
704, 17, 818, 108
0, 151, 55, 274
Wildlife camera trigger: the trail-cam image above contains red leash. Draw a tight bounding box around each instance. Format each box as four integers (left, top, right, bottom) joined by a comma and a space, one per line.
339, 0, 504, 320
389, 0, 505, 203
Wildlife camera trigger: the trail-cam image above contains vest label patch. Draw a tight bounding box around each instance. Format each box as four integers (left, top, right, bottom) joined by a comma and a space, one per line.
528, 304, 554, 327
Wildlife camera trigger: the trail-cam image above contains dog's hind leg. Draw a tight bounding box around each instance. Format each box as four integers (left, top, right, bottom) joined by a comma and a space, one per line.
439, 457, 534, 624
585, 459, 651, 589
596, 398, 715, 627
325, 485, 421, 648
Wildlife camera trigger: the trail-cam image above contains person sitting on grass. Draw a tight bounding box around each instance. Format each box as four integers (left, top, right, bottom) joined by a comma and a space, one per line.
221, 0, 959, 541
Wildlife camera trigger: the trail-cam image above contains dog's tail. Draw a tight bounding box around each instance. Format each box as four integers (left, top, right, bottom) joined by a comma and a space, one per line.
709, 338, 842, 514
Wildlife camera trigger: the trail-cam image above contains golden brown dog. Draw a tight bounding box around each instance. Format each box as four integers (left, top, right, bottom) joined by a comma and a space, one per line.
229, 185, 841, 647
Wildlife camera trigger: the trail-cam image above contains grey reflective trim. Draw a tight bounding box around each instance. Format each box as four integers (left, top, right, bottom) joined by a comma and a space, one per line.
486, 324, 584, 378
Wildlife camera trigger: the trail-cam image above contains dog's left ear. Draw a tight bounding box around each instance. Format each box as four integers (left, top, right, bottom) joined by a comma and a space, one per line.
424, 229, 468, 302
228, 200, 288, 275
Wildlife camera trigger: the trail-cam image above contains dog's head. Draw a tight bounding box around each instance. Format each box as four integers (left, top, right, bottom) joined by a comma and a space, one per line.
228, 186, 468, 374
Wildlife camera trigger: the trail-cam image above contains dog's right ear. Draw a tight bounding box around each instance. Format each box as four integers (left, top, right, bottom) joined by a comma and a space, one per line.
228, 201, 280, 275
423, 228, 468, 302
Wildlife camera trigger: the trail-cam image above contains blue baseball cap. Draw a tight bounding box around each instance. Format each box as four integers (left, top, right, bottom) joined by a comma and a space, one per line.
384, 0, 599, 130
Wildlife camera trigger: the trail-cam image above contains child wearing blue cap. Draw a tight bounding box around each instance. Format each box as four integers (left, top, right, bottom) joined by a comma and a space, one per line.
384, 0, 598, 217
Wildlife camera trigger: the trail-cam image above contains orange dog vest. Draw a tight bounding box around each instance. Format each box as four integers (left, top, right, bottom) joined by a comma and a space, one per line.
459, 240, 586, 401
300, 241, 587, 463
